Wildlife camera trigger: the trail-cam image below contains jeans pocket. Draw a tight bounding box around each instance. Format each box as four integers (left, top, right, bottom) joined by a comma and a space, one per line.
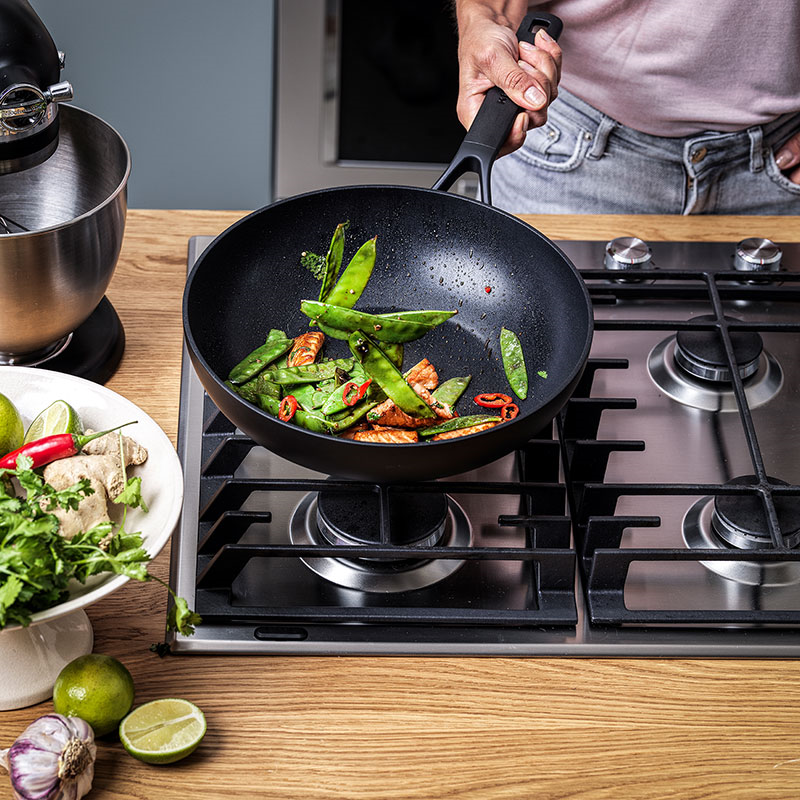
764, 147, 800, 196
515, 108, 593, 173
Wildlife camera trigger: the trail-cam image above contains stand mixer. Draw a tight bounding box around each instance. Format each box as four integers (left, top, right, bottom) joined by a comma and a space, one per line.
0, 0, 130, 382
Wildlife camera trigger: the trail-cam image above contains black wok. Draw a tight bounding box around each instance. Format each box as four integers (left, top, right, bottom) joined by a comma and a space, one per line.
183, 13, 592, 483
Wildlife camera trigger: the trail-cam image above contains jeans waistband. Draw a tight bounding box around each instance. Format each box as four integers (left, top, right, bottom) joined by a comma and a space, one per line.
552, 87, 800, 171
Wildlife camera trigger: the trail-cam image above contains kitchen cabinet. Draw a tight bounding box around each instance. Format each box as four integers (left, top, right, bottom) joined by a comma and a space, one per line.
1, 211, 800, 800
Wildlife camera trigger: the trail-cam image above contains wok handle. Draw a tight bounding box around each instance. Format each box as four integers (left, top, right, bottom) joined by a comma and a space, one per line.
432, 11, 563, 205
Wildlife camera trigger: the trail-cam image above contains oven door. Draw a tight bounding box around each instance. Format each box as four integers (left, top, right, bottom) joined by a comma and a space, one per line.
274, 0, 474, 199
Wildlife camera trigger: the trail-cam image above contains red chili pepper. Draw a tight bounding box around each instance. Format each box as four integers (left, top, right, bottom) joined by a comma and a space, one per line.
279, 395, 298, 421
357, 378, 372, 400
500, 403, 519, 420
474, 392, 512, 408
0, 421, 137, 471
341, 382, 360, 406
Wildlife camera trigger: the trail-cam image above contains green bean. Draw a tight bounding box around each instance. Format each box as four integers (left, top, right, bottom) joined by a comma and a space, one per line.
257, 394, 332, 434
302, 300, 437, 343
418, 414, 501, 438
318, 222, 347, 303
348, 331, 435, 418
377, 309, 457, 326
325, 236, 377, 308
227, 330, 294, 384
500, 327, 528, 400
263, 358, 355, 385
431, 375, 472, 407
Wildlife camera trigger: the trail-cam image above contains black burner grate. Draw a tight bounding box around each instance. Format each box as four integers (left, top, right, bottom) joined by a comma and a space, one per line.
572, 267, 800, 626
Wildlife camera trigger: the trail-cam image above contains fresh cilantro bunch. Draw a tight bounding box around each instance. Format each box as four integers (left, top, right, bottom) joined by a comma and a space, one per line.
0, 456, 199, 638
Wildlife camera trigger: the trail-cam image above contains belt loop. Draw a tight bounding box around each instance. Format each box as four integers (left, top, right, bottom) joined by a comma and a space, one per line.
748, 127, 764, 173
587, 116, 615, 160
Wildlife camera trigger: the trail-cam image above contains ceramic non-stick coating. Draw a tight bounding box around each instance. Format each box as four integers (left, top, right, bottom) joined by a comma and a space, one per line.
183, 185, 592, 482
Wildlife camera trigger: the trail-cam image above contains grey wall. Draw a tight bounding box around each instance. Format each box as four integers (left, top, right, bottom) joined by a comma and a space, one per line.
32, 0, 275, 209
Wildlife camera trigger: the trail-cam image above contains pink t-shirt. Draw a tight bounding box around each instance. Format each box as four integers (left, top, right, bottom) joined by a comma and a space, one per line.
533, 0, 800, 136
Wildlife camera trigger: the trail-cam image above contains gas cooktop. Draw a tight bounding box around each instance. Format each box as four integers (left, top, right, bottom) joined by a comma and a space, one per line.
168, 234, 800, 656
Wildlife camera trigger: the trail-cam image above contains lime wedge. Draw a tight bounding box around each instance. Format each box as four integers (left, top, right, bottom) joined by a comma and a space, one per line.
0, 392, 24, 456
119, 698, 207, 764
24, 399, 83, 443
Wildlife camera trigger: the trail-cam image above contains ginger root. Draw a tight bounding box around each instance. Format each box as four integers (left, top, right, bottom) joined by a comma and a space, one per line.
43, 431, 148, 539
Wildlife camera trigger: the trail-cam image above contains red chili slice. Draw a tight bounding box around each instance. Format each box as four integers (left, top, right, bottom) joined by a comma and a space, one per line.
474, 392, 512, 408
357, 378, 373, 401
342, 381, 360, 406
500, 403, 519, 420
279, 395, 298, 421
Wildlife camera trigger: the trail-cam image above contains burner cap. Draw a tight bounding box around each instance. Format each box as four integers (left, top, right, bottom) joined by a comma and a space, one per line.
317, 489, 448, 550
712, 476, 800, 549
674, 315, 762, 383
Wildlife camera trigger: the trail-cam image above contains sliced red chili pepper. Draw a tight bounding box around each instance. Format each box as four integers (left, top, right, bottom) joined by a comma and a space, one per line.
279, 395, 299, 421
500, 402, 519, 420
474, 392, 512, 408
341, 381, 360, 406
356, 378, 372, 400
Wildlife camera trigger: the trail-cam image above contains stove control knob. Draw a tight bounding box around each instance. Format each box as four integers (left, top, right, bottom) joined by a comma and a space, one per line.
733, 237, 782, 272
604, 236, 653, 271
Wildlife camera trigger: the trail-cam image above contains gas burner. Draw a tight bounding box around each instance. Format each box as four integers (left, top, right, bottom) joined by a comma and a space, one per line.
290, 491, 472, 593
0, 297, 124, 383
683, 477, 800, 586
647, 316, 783, 411
673, 315, 761, 383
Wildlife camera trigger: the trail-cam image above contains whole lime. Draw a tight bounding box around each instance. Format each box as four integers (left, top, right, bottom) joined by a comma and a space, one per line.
53, 654, 135, 737
0, 392, 24, 457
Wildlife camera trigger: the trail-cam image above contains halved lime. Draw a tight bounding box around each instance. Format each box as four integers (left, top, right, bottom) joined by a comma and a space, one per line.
119, 698, 207, 764
24, 399, 83, 443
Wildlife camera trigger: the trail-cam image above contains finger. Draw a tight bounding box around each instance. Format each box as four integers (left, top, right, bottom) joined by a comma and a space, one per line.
788, 164, 800, 185
517, 57, 557, 104
533, 28, 562, 84
481, 48, 549, 114
498, 112, 530, 158
775, 132, 800, 171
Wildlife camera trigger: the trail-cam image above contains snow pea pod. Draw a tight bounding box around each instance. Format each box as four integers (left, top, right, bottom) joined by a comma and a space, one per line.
263, 358, 355, 385
377, 309, 457, 326
325, 236, 377, 308
227, 330, 293, 384
348, 330, 435, 418
418, 414, 501, 438
328, 397, 383, 434
431, 375, 472, 407
318, 222, 347, 303
302, 300, 435, 343
257, 394, 332, 433
500, 326, 528, 400
287, 383, 319, 412
319, 362, 369, 415
228, 374, 282, 404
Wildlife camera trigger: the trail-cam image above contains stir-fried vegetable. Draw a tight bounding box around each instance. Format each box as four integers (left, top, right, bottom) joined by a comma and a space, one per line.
225, 223, 540, 444
500, 326, 528, 400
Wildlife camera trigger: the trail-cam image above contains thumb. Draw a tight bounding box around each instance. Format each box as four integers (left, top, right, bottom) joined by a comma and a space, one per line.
775, 132, 800, 171
485, 53, 548, 113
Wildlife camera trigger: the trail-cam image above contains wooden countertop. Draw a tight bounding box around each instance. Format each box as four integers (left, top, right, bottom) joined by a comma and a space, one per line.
3, 210, 800, 800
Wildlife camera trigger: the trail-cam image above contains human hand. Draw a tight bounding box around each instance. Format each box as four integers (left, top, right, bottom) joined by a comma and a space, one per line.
455, 6, 562, 157
775, 132, 800, 184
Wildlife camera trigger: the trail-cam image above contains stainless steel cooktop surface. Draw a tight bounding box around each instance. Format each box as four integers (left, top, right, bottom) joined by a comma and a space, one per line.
168, 234, 800, 656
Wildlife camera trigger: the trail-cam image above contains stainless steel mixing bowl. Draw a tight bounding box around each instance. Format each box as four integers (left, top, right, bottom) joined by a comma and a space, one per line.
0, 104, 130, 363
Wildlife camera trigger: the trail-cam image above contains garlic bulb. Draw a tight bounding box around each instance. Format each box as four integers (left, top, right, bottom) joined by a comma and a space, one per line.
0, 714, 96, 800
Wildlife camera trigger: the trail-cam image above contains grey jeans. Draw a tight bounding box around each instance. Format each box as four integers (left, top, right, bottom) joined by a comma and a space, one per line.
491, 88, 800, 215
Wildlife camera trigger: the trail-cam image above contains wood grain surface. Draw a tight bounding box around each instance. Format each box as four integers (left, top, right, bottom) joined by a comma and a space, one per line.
2, 211, 800, 800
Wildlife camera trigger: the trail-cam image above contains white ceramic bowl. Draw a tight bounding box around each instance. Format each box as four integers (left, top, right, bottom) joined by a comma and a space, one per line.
0, 367, 183, 709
